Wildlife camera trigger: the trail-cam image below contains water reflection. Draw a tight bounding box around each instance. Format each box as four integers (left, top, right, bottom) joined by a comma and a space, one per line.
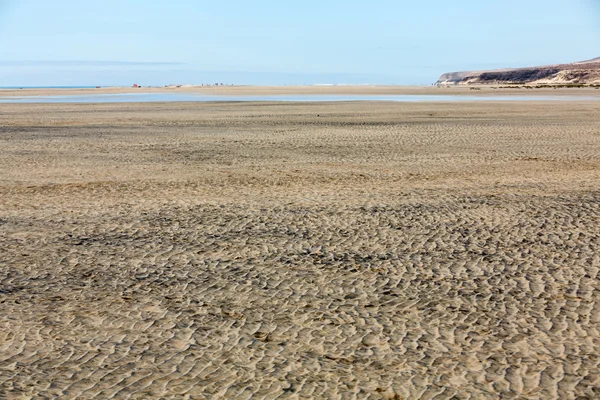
0, 93, 598, 103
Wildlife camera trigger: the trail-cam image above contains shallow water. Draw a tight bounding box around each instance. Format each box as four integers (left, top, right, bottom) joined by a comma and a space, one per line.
0, 93, 598, 103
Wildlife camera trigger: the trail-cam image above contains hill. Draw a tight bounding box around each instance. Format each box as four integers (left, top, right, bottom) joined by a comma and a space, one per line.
437, 57, 600, 85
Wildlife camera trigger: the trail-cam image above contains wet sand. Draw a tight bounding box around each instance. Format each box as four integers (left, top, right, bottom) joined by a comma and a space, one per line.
1, 84, 599, 98
1, 100, 600, 398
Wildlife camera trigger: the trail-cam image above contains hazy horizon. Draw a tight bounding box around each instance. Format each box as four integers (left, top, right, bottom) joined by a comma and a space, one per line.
0, 0, 598, 86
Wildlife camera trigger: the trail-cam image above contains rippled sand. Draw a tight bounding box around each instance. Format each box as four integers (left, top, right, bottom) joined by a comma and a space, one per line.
1, 101, 600, 399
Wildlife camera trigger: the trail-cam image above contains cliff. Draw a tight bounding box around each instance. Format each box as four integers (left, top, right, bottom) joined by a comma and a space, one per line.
437, 57, 600, 85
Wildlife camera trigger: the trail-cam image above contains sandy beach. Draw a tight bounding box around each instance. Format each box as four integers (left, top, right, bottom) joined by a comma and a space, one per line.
1, 98, 600, 398
1, 84, 599, 98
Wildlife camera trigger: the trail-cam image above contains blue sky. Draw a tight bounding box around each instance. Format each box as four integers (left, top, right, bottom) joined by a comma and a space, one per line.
0, 0, 598, 86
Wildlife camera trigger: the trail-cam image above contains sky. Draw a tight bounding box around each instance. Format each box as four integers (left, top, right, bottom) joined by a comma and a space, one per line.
0, 0, 598, 86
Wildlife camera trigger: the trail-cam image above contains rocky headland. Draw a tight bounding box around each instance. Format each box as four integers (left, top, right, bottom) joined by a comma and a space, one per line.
437, 57, 600, 85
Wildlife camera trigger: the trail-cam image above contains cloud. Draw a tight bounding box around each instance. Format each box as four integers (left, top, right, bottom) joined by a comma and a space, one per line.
0, 62, 434, 86
0, 61, 189, 78
0, 60, 186, 67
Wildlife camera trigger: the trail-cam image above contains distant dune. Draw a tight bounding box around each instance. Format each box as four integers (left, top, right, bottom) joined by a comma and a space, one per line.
437, 57, 600, 85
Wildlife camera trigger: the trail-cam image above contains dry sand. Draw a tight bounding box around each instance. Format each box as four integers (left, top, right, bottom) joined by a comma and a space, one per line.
1, 99, 600, 399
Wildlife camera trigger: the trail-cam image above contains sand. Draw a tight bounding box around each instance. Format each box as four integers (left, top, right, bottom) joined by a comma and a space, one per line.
1, 84, 600, 98
1, 98, 600, 399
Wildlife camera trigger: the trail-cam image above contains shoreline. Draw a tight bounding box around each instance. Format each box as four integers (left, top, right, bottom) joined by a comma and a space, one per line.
1, 84, 599, 97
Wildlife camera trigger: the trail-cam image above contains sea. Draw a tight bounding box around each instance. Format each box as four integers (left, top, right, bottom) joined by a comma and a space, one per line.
0, 86, 99, 89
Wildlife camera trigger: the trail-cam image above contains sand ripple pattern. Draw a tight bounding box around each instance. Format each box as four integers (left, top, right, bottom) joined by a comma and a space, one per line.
1, 101, 600, 399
